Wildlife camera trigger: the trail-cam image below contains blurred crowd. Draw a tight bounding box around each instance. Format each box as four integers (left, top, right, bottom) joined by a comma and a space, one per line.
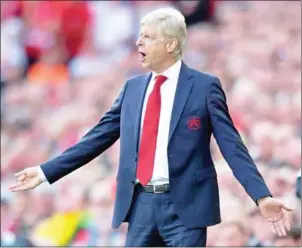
1, 0, 301, 246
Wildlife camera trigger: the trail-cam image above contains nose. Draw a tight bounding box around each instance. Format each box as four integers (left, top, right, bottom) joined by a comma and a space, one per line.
136, 37, 142, 47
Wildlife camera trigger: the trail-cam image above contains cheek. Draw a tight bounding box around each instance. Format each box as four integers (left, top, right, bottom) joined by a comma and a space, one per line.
146, 47, 158, 61
152, 47, 165, 59
151, 49, 160, 59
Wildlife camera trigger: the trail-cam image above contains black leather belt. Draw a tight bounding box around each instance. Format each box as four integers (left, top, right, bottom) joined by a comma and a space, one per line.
140, 184, 170, 194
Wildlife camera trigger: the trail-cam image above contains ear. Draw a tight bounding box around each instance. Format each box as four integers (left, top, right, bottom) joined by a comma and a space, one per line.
166, 38, 178, 53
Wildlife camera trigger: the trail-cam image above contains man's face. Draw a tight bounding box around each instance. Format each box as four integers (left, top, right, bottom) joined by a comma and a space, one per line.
136, 24, 170, 72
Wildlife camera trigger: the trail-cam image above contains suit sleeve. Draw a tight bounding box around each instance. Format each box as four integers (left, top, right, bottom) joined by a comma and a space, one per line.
207, 76, 272, 204
40, 82, 128, 184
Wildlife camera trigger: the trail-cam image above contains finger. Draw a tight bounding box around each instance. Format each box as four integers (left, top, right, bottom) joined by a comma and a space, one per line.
280, 214, 291, 232
18, 174, 27, 182
10, 183, 33, 192
277, 220, 287, 236
8, 181, 24, 191
273, 222, 282, 237
276, 221, 286, 237
271, 222, 278, 235
14, 170, 27, 177
282, 204, 293, 211
270, 223, 277, 234
284, 219, 291, 231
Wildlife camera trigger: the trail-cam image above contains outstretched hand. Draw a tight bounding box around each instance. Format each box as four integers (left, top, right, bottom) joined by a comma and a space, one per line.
258, 197, 293, 237
8, 166, 43, 192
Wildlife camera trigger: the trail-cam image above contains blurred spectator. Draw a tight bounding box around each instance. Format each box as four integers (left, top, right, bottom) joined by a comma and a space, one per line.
172, 0, 217, 26
1, 15, 27, 84
0, 1, 22, 21
86, 178, 126, 246
30, 180, 91, 246
214, 220, 250, 246
20, 1, 70, 67
273, 225, 301, 247
59, 0, 91, 61
1, 192, 35, 246
247, 208, 275, 246
26, 43, 69, 85
1, 1, 301, 246
88, 1, 136, 53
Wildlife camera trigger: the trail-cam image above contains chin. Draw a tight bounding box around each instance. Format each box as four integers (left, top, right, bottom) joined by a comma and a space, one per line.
141, 62, 149, 69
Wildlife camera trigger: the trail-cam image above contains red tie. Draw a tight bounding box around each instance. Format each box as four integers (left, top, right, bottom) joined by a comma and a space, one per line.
136, 75, 167, 186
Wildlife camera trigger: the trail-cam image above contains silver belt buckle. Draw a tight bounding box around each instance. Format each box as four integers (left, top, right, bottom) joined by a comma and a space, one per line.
153, 185, 164, 194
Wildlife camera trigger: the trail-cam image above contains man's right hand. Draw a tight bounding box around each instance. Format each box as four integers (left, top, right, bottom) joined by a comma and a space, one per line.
8, 166, 43, 192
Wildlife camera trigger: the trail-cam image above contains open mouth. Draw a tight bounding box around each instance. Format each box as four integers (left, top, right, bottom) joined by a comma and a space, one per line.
139, 52, 146, 61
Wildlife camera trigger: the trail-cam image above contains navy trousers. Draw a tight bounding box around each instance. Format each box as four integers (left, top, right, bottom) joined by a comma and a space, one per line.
125, 186, 207, 247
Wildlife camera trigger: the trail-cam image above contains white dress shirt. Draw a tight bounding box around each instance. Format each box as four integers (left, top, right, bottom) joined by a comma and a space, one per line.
140, 59, 182, 185
39, 59, 182, 185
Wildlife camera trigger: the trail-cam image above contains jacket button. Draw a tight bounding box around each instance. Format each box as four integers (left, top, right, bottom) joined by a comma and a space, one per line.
134, 157, 137, 162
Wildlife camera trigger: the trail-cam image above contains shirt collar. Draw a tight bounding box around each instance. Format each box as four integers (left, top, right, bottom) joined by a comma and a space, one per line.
152, 59, 182, 81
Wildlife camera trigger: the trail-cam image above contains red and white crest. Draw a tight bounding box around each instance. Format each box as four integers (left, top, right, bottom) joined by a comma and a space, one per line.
187, 116, 201, 130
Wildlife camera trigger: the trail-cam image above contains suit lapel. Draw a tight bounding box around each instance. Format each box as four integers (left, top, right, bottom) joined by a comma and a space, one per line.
168, 62, 195, 144
134, 72, 152, 153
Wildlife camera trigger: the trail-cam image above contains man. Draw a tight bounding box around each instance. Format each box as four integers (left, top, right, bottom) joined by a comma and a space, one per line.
9, 8, 293, 247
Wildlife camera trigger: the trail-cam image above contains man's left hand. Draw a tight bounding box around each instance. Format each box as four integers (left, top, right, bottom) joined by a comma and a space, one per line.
258, 197, 293, 237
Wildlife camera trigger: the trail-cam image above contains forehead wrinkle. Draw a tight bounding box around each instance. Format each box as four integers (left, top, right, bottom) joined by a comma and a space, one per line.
140, 24, 160, 37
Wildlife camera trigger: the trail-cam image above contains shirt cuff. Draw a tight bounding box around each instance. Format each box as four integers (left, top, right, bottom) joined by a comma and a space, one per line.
256, 196, 271, 206
38, 166, 47, 182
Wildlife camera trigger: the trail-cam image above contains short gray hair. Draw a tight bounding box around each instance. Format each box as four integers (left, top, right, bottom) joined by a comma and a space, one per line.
140, 7, 187, 60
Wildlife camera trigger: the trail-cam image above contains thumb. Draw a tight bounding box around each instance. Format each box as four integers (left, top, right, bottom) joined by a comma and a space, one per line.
282, 203, 294, 211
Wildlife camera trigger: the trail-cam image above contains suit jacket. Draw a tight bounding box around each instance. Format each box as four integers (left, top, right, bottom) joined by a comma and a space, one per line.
40, 61, 272, 229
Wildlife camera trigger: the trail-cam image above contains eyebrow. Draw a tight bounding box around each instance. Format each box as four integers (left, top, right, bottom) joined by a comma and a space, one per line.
140, 31, 149, 35
140, 32, 155, 38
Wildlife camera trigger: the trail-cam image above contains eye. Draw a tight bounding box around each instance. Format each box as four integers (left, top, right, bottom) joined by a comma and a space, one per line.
141, 34, 149, 39
143, 34, 154, 39
138, 33, 155, 42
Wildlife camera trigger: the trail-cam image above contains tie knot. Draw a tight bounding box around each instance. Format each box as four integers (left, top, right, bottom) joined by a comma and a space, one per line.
155, 75, 167, 87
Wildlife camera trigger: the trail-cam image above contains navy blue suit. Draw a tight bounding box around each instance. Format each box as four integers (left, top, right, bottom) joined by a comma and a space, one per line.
41, 62, 271, 245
